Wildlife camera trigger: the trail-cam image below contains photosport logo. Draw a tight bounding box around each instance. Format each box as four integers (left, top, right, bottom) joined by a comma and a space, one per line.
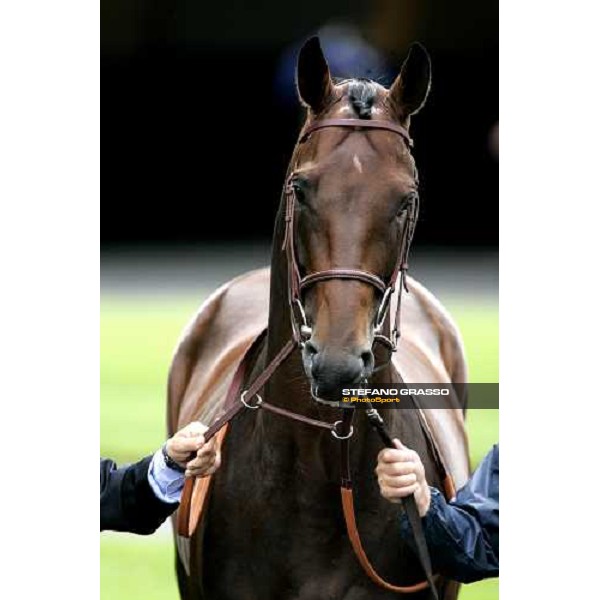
335, 383, 499, 409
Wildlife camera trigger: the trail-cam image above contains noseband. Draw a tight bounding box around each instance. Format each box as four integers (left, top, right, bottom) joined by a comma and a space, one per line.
282, 118, 420, 355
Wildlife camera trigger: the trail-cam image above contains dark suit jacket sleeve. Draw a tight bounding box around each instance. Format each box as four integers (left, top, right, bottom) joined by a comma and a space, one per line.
100, 456, 179, 534
400, 445, 499, 583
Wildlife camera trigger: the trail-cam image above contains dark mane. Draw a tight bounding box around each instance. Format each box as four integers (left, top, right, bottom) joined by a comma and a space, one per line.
344, 78, 379, 119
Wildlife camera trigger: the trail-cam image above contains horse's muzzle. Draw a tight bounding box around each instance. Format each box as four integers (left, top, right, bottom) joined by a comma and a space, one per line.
302, 340, 374, 403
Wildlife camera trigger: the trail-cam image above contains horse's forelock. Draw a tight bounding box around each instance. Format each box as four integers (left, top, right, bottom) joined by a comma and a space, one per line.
338, 79, 382, 120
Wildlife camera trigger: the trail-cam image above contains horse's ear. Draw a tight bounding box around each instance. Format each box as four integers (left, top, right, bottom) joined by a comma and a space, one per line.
389, 43, 432, 119
296, 36, 334, 113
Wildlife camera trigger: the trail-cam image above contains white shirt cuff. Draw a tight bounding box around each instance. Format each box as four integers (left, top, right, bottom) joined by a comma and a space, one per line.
147, 448, 185, 504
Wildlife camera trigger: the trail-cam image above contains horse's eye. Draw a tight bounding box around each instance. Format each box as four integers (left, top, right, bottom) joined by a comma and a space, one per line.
292, 179, 307, 203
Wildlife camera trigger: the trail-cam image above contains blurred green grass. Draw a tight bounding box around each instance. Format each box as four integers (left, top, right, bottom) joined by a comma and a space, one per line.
101, 293, 498, 599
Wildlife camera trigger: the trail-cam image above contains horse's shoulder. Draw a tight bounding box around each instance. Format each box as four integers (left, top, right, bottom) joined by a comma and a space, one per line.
401, 275, 468, 384
167, 268, 270, 432
405, 277, 463, 343
400, 276, 470, 485
174, 267, 270, 355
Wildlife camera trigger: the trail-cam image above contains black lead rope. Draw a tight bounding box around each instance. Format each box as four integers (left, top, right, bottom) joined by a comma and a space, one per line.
365, 405, 439, 600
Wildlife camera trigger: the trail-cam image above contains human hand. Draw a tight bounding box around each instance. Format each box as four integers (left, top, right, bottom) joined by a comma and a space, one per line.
165, 421, 208, 469
184, 434, 221, 478
376, 438, 431, 517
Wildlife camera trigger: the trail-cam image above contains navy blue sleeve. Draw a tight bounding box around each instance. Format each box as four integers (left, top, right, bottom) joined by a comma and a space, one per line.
399, 445, 499, 583
100, 456, 178, 534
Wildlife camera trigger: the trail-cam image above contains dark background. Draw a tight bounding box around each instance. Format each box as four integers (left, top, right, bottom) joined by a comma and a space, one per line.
101, 0, 498, 248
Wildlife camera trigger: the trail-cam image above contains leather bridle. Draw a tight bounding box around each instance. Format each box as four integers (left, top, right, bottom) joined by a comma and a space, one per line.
283, 118, 420, 357
178, 118, 448, 598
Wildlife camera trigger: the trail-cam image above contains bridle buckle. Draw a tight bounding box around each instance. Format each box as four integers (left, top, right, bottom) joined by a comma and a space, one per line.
331, 420, 354, 440
240, 390, 263, 410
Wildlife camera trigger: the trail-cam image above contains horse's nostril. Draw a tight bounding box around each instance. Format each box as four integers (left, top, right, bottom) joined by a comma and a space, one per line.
304, 340, 319, 360
360, 350, 375, 374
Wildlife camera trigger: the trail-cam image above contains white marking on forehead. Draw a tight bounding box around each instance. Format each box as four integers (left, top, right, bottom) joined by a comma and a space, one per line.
352, 154, 363, 174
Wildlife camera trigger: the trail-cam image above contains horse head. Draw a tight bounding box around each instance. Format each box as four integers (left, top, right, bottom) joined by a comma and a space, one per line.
288, 37, 431, 401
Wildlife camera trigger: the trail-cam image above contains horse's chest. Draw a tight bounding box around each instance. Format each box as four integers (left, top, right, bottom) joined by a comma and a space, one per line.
197, 422, 418, 599
201, 463, 352, 596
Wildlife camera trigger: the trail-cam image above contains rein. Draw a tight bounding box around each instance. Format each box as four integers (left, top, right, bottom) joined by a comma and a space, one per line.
177, 119, 442, 598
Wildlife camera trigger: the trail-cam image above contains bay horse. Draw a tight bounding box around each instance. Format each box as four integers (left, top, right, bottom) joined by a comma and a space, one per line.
168, 37, 470, 600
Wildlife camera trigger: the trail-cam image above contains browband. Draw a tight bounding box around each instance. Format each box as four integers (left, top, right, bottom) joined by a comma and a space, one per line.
299, 118, 413, 148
